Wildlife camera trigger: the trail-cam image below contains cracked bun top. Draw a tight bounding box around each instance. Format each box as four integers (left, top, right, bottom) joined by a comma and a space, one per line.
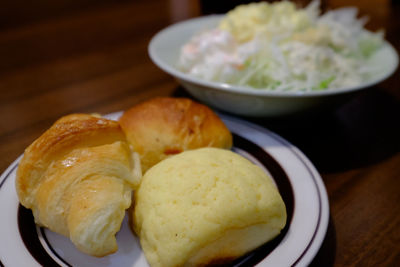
133, 147, 287, 267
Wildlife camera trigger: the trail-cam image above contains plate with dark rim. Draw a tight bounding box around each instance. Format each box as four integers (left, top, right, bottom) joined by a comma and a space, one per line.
0, 113, 329, 267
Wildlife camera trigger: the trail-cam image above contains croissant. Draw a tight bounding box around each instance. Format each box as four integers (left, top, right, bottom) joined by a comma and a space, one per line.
16, 114, 141, 257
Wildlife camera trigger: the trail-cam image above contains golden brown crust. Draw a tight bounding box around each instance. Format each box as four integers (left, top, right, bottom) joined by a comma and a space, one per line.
16, 113, 126, 208
119, 97, 233, 172
15, 113, 141, 257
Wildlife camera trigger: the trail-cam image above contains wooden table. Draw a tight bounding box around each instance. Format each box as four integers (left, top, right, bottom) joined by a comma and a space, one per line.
1, 0, 399, 266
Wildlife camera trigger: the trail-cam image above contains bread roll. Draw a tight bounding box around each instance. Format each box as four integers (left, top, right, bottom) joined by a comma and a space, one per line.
133, 147, 286, 267
119, 97, 232, 172
16, 114, 141, 257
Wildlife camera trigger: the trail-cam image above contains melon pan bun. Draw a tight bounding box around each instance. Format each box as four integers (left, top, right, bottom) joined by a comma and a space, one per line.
133, 147, 287, 267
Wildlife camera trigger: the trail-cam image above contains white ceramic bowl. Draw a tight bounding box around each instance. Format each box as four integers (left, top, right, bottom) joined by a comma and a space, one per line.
149, 15, 399, 117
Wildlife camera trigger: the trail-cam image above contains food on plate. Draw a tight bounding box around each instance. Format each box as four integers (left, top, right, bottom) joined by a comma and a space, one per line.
133, 147, 287, 267
15, 114, 141, 257
119, 97, 232, 172
178, 0, 384, 92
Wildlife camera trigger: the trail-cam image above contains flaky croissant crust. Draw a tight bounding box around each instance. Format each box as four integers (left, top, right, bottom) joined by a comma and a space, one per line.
16, 113, 141, 257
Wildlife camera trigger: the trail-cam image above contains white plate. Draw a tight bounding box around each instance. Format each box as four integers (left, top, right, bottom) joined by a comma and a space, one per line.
149, 15, 399, 117
0, 113, 329, 267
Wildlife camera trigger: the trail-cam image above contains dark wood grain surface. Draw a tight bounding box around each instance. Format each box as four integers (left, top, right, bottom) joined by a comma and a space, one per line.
0, 0, 399, 266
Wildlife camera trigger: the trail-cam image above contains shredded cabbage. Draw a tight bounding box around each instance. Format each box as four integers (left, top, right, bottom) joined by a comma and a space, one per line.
178, 0, 384, 92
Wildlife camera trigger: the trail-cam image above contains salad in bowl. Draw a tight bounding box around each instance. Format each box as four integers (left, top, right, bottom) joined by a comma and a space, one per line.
148, 0, 398, 116
178, 0, 385, 92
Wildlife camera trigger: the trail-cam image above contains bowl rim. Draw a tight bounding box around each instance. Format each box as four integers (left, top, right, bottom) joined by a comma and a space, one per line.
149, 14, 399, 98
